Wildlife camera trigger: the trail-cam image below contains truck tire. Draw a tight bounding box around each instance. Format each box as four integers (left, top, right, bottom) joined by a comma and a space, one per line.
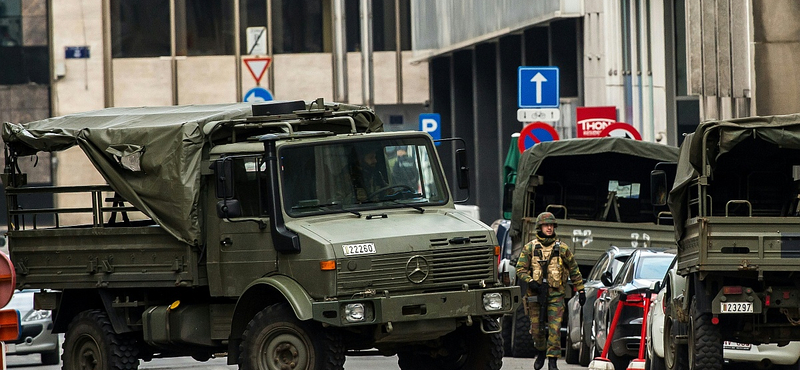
688, 299, 722, 370
238, 303, 344, 370
501, 315, 512, 355
511, 304, 536, 358
62, 310, 140, 370
397, 317, 503, 370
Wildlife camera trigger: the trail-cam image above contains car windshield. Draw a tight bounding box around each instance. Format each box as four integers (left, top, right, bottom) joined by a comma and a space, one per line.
634, 255, 674, 280
279, 136, 448, 216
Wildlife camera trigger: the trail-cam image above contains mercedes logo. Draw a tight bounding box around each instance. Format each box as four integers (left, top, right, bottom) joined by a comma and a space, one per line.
405, 255, 430, 284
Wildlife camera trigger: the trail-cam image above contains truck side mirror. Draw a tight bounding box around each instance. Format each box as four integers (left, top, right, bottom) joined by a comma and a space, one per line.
211, 159, 235, 199
456, 148, 469, 190
650, 170, 668, 206
601, 270, 614, 287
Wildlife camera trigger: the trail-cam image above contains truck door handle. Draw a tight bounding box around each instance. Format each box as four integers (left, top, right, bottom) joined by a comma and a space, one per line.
221, 237, 232, 247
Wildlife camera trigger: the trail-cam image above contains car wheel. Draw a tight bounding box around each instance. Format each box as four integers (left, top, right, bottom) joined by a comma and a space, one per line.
687, 298, 722, 370
565, 330, 579, 364
647, 329, 666, 370
664, 298, 688, 370
63, 309, 139, 370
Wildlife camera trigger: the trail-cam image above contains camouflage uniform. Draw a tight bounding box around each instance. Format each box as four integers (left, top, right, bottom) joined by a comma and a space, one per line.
516, 218, 584, 358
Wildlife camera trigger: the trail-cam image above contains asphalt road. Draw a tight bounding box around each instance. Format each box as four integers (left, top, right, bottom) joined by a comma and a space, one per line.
6, 353, 587, 370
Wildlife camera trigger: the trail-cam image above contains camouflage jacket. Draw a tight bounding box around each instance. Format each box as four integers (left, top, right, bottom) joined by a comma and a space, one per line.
516, 238, 585, 295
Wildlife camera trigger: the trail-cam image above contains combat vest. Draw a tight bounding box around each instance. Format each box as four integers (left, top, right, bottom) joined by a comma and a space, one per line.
529, 239, 566, 289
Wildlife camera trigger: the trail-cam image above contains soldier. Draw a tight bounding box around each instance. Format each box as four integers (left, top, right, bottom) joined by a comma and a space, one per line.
516, 212, 586, 370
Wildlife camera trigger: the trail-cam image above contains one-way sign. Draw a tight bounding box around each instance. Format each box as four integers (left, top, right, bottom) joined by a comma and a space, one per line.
518, 66, 559, 108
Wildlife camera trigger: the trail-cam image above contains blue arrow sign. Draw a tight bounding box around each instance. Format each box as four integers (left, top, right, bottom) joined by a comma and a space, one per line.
518, 67, 559, 108
244, 87, 273, 102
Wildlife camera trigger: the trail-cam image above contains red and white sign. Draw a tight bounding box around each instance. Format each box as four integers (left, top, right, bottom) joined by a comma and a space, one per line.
576, 106, 617, 138
599, 122, 642, 140
244, 57, 272, 85
517, 122, 560, 153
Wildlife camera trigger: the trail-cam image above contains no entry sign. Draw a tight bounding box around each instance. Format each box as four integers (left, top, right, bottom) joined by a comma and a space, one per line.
599, 123, 642, 140
517, 122, 559, 153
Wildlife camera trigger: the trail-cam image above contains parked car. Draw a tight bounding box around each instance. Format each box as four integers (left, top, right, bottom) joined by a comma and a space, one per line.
646, 258, 800, 370
2, 289, 60, 365
593, 249, 674, 370
565, 246, 635, 366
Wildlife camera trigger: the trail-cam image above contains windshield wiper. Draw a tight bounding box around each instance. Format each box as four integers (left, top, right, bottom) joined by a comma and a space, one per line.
292, 202, 362, 217
391, 200, 425, 213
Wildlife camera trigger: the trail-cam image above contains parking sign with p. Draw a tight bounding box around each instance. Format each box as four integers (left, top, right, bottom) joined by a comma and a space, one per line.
419, 113, 441, 143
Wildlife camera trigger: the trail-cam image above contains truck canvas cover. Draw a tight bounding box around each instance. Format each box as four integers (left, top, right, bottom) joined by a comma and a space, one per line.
668, 113, 800, 241
510, 137, 679, 237
2, 102, 382, 245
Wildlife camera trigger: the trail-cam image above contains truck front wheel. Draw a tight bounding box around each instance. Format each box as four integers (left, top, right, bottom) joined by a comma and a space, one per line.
687, 299, 722, 370
238, 303, 344, 370
62, 310, 140, 370
397, 317, 503, 370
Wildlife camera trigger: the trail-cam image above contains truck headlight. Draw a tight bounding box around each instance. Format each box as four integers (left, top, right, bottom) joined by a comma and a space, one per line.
344, 303, 365, 322
483, 292, 503, 311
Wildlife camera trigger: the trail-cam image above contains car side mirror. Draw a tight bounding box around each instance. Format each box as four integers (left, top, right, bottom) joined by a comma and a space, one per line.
650, 170, 668, 206
456, 148, 469, 190
649, 281, 662, 293
601, 271, 614, 287
211, 158, 235, 199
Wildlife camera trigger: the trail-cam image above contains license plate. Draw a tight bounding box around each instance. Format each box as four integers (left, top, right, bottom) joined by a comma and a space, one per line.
342, 243, 376, 256
720, 302, 753, 313
723, 341, 752, 350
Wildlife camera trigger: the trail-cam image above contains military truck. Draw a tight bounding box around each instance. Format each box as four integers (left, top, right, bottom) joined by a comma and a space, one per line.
1, 100, 519, 370
502, 137, 679, 357
662, 114, 800, 370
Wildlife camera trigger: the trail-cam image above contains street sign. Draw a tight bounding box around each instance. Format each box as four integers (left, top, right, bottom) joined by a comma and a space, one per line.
244, 87, 273, 102
517, 122, 559, 153
244, 57, 272, 85
518, 66, 559, 108
599, 123, 642, 140
576, 106, 617, 138
419, 113, 441, 144
246, 27, 268, 55
65, 46, 90, 59
517, 108, 560, 122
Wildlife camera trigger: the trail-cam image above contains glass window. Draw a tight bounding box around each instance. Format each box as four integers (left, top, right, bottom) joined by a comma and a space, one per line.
111, 0, 170, 58
280, 137, 447, 217
177, 0, 235, 56
588, 254, 609, 281
240, 0, 267, 54
272, 0, 323, 53
635, 255, 674, 280
230, 156, 268, 217
345, 0, 411, 52
0, 0, 48, 84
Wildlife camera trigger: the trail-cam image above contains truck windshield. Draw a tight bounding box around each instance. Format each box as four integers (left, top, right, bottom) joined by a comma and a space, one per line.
279, 137, 448, 216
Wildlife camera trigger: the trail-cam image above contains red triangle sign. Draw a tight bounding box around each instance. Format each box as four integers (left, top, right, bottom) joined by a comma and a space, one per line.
244, 57, 272, 85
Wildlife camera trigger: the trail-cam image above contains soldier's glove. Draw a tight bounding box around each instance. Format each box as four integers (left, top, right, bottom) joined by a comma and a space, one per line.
527, 279, 540, 292
578, 290, 587, 306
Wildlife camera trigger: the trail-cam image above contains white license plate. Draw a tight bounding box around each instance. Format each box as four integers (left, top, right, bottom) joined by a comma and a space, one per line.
342, 243, 376, 256
723, 341, 752, 350
720, 302, 753, 313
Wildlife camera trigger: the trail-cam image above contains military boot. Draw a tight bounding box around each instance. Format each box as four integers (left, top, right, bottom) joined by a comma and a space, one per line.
548, 357, 558, 370
533, 352, 546, 370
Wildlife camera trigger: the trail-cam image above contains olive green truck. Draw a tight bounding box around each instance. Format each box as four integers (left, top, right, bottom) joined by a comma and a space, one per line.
663, 114, 800, 370
1, 100, 519, 370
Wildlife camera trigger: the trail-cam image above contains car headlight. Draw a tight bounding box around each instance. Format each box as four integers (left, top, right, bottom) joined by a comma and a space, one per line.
24, 310, 51, 322
483, 292, 503, 311
344, 303, 365, 323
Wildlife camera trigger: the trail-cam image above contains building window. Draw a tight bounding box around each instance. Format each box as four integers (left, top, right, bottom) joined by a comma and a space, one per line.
239, 0, 267, 54
177, 0, 235, 56
272, 0, 323, 53
0, 0, 48, 84
111, 0, 170, 58
345, 0, 411, 52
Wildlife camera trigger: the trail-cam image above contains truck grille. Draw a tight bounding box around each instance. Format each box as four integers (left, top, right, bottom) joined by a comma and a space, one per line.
336, 245, 495, 295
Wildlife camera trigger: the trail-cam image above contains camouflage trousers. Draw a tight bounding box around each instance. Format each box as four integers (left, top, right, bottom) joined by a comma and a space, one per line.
525, 293, 565, 358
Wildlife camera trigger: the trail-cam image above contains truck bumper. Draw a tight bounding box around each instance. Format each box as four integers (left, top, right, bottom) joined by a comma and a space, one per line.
311, 286, 520, 328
